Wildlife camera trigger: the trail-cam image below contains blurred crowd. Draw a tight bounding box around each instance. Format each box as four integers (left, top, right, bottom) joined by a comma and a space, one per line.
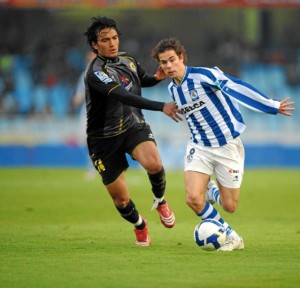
0, 48, 86, 118
0, 8, 299, 120
1, 43, 299, 120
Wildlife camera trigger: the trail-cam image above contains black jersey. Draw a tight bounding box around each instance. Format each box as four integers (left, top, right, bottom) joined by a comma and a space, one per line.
85, 53, 164, 138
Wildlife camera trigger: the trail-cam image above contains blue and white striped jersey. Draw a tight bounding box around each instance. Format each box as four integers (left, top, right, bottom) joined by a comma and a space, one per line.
168, 66, 281, 147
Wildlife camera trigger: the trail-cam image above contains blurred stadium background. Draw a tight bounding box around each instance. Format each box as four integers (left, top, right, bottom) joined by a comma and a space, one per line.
0, 0, 299, 169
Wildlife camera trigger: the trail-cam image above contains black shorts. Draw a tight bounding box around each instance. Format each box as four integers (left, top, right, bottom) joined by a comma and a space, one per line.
87, 122, 156, 185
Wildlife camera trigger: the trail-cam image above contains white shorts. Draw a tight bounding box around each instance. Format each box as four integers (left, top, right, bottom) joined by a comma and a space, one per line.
184, 137, 245, 188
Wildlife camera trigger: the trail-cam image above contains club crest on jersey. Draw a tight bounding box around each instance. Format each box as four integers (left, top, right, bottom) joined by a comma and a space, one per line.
129, 61, 136, 72
189, 89, 199, 101
94, 71, 113, 84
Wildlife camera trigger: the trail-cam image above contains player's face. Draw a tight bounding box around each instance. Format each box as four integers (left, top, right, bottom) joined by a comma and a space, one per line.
158, 50, 186, 84
93, 28, 119, 58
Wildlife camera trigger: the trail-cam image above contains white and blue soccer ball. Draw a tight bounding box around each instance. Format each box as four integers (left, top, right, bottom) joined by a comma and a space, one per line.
194, 219, 226, 251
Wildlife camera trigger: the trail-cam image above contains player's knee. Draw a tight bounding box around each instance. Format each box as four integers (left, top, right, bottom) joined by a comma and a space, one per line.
114, 199, 129, 209
145, 161, 162, 174
185, 193, 205, 212
222, 202, 237, 213
109, 191, 130, 208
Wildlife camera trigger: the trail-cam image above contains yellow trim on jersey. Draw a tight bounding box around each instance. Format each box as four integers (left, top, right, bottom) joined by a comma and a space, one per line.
119, 117, 123, 131
108, 84, 121, 94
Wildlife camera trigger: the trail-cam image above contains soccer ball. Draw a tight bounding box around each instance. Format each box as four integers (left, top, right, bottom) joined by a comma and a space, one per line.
194, 219, 226, 251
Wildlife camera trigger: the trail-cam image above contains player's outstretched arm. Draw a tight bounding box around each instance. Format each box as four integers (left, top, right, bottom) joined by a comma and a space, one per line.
163, 102, 183, 122
278, 97, 295, 116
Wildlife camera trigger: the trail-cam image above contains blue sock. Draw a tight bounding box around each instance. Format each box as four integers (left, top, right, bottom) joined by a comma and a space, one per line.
212, 186, 221, 206
197, 202, 233, 236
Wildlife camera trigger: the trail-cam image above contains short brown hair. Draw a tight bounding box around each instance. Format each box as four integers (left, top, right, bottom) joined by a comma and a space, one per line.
152, 38, 187, 64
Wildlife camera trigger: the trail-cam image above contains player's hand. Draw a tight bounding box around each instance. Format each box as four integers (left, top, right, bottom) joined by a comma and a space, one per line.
163, 102, 183, 122
278, 97, 295, 116
154, 66, 166, 81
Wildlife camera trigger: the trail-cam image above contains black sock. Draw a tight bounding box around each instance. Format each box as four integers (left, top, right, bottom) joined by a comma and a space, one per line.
148, 167, 166, 199
116, 199, 140, 224
135, 221, 145, 230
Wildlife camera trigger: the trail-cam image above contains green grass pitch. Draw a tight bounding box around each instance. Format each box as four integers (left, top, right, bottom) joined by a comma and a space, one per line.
0, 168, 300, 288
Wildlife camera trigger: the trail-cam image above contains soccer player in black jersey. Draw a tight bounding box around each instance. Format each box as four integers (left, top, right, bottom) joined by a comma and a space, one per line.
84, 16, 181, 246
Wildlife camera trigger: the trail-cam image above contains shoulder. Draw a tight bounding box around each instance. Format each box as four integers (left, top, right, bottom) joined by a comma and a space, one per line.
188, 66, 222, 81
189, 66, 215, 74
86, 57, 107, 80
93, 56, 105, 69
87, 56, 105, 74
119, 53, 138, 66
86, 59, 114, 85
118, 52, 136, 62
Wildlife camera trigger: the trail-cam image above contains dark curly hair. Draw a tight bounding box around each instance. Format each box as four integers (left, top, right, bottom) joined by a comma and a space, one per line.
152, 37, 187, 64
84, 16, 121, 53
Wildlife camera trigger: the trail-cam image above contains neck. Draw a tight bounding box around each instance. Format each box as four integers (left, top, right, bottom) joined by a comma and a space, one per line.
173, 66, 187, 85
98, 54, 119, 63
174, 77, 182, 85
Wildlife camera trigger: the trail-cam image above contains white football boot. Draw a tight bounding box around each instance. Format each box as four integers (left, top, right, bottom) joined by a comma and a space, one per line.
217, 235, 245, 252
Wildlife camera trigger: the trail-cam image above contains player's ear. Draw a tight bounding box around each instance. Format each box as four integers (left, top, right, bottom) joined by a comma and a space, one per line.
179, 52, 187, 64
92, 41, 98, 51
179, 53, 184, 62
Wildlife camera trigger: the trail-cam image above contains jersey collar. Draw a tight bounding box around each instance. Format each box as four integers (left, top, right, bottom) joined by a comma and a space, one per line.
172, 66, 190, 87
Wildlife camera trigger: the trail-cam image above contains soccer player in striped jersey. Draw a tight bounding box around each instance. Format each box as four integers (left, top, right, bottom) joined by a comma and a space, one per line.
152, 38, 295, 251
